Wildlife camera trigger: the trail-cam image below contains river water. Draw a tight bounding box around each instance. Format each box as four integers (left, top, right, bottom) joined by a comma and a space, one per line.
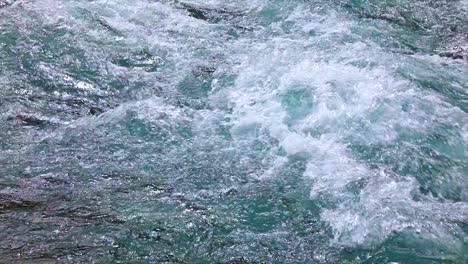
0, 0, 467, 263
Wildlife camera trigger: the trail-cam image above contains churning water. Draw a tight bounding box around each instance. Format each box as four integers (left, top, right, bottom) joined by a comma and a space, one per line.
0, 0, 467, 263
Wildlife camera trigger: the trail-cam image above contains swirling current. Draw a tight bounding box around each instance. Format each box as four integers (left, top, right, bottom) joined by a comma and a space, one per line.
0, 0, 467, 263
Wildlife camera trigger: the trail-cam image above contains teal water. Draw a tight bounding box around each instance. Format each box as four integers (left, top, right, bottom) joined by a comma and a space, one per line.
0, 0, 467, 263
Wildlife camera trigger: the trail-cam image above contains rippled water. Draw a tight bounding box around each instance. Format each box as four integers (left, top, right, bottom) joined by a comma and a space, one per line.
0, 0, 467, 263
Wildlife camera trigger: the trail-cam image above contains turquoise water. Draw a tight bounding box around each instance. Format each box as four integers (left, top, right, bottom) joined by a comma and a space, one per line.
0, 0, 467, 263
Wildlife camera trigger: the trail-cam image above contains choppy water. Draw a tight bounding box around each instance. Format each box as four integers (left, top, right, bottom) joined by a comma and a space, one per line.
0, 0, 467, 263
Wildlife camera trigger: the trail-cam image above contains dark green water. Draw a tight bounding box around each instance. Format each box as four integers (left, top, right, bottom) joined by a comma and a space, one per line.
0, 0, 467, 263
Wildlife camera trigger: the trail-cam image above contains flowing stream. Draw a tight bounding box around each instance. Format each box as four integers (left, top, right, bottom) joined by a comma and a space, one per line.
0, 0, 467, 263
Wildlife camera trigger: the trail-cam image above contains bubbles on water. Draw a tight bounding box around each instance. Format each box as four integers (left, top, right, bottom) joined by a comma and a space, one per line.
217, 1, 468, 253
0, 0, 467, 262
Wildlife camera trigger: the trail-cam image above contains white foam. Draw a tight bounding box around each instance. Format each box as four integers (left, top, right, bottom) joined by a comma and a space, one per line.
219, 2, 468, 248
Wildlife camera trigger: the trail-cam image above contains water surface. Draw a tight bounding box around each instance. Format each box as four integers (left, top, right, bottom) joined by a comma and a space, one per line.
0, 0, 467, 263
